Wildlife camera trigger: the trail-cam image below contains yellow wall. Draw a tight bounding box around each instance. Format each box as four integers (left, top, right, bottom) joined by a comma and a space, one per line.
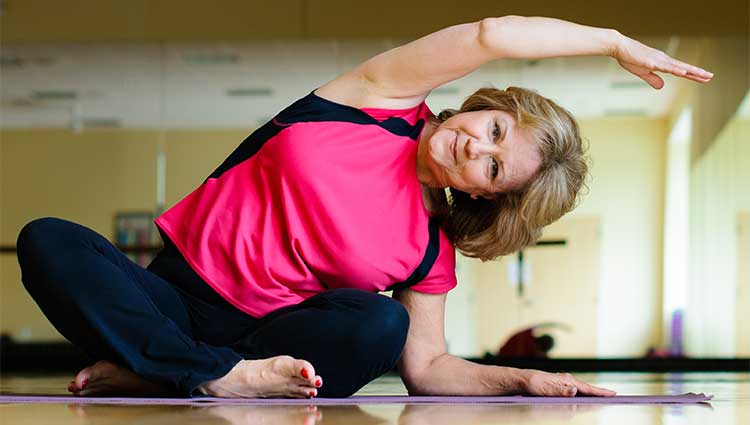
577, 117, 667, 356
0, 128, 244, 340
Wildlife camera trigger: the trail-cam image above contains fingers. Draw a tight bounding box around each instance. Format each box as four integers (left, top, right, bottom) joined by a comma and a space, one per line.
566, 375, 617, 397
670, 58, 713, 80
619, 37, 712, 86
656, 56, 713, 83
641, 72, 665, 90
561, 384, 578, 397
556, 373, 617, 397
682, 74, 713, 83
573, 380, 617, 397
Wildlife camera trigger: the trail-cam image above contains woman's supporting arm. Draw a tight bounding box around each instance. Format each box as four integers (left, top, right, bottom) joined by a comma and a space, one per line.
393, 288, 615, 396
317, 15, 712, 108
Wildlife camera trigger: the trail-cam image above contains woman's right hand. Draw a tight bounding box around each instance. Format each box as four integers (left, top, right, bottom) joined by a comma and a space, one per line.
612, 33, 714, 89
521, 369, 617, 397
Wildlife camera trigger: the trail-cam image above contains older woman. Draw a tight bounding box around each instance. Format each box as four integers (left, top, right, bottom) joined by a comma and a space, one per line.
16, 16, 710, 399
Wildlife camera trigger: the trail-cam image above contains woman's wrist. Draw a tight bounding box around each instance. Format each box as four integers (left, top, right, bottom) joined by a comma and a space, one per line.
603, 28, 624, 58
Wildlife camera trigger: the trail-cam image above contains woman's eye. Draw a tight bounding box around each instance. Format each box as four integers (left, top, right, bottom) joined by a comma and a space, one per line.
493, 122, 501, 140
491, 158, 499, 179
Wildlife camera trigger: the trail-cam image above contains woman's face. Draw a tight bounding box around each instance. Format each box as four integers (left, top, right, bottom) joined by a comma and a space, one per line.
420, 110, 542, 198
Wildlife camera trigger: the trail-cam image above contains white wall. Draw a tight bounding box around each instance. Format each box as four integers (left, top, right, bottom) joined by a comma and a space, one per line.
686, 111, 750, 356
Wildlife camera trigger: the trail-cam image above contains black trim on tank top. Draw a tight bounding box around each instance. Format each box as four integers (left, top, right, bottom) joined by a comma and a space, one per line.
206, 91, 425, 181
385, 216, 441, 292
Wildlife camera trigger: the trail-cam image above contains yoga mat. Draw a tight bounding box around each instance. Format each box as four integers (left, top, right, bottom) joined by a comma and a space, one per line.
0, 393, 712, 405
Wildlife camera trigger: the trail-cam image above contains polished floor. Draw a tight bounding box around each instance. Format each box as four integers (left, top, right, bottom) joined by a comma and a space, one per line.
1, 372, 748, 424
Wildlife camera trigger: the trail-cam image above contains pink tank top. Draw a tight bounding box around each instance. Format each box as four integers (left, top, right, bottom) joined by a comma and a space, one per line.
155, 91, 457, 318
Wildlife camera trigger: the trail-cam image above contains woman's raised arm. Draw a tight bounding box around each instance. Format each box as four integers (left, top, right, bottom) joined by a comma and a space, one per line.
316, 16, 712, 109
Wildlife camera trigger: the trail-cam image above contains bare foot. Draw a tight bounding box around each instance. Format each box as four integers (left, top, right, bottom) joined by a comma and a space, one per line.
67, 360, 176, 397
198, 355, 323, 398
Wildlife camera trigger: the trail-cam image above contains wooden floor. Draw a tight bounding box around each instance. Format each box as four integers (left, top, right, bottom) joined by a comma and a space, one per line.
1, 372, 748, 424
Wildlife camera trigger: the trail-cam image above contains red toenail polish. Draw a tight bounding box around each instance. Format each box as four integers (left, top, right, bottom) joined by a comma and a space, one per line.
315, 379, 321, 387
309, 391, 315, 397
82, 379, 88, 388
300, 369, 309, 379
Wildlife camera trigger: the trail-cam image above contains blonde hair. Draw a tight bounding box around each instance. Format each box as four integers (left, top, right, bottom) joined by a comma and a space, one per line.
431, 86, 589, 261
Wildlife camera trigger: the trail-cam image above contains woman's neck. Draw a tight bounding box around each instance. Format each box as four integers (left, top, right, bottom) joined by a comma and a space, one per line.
420, 184, 449, 216
415, 120, 440, 188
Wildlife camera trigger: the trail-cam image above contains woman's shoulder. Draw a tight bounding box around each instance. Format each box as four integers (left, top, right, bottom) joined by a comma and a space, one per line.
313, 78, 427, 110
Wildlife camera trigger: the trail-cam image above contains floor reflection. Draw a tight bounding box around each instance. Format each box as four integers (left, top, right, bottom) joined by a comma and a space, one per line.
397, 403, 602, 424
0, 372, 746, 425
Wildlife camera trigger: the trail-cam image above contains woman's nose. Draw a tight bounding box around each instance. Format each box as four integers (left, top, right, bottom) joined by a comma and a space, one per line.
465, 139, 497, 159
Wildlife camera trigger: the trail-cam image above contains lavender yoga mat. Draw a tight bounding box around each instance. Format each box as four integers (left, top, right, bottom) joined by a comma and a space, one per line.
0, 393, 713, 405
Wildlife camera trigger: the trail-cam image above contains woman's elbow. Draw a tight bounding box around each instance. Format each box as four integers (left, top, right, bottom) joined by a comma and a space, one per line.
478, 15, 525, 54
400, 368, 430, 395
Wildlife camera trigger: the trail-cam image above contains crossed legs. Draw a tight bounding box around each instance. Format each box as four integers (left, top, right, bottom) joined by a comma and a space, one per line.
16, 217, 409, 398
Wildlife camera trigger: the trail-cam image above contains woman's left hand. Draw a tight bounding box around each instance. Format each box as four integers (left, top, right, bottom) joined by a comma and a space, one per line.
613, 34, 714, 89
522, 369, 617, 397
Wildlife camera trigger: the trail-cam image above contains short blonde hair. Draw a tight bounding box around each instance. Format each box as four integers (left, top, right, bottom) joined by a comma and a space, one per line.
432, 86, 589, 261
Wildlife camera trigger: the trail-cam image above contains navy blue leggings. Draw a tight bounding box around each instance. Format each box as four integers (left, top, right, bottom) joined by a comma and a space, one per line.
16, 217, 410, 397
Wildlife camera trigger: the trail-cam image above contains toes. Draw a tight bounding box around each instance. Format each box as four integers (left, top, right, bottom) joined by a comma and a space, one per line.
74, 369, 93, 391
313, 376, 322, 388
74, 360, 114, 391
299, 386, 317, 398
292, 359, 317, 386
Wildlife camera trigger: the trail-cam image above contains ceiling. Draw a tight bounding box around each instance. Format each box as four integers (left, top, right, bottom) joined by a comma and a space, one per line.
0, 38, 683, 130
1, 0, 746, 42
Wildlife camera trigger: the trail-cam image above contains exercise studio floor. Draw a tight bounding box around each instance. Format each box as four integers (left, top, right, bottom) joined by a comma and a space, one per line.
1, 372, 748, 424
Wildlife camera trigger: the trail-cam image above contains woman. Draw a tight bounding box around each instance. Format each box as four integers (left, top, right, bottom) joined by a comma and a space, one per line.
16, 16, 711, 399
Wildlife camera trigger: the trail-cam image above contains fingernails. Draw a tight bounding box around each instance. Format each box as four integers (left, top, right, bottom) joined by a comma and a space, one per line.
300, 369, 309, 379
81, 379, 89, 389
